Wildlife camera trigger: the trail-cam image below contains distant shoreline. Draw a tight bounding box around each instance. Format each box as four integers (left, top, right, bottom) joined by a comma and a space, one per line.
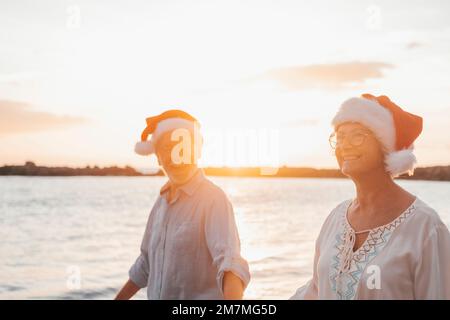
1, 161, 450, 181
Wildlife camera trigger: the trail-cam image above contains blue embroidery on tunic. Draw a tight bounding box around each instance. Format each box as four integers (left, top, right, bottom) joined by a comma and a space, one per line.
329, 203, 416, 300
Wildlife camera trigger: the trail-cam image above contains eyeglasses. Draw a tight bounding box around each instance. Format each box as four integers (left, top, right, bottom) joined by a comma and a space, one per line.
329, 131, 371, 149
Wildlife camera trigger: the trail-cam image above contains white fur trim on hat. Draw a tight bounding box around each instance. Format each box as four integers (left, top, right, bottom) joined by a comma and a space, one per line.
332, 97, 396, 152
134, 118, 202, 156
385, 147, 417, 178
151, 118, 198, 146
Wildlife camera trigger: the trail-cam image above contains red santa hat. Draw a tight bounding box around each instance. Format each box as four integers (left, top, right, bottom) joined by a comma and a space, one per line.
134, 109, 202, 156
331, 94, 423, 177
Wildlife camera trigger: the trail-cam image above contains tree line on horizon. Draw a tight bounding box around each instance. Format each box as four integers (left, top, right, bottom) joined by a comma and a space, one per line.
1, 161, 450, 181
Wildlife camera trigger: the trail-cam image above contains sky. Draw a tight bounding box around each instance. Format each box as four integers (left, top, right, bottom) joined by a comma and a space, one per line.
1, 0, 450, 170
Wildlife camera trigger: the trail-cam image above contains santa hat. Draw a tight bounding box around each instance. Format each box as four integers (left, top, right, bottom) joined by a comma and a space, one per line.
331, 94, 423, 177
134, 109, 202, 156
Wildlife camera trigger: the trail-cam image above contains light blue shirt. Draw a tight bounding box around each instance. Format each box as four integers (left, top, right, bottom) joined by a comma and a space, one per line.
129, 169, 250, 299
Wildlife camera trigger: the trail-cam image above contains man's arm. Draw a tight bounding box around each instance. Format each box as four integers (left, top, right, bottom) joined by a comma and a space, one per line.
223, 271, 244, 300
115, 279, 140, 300
204, 191, 251, 300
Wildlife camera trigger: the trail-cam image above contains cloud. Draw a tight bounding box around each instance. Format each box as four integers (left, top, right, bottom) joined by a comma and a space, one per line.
283, 118, 320, 127
405, 42, 422, 50
0, 72, 36, 86
0, 100, 88, 135
265, 61, 393, 90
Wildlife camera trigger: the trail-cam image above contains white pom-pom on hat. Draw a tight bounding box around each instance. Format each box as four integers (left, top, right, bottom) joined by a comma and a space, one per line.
134, 141, 154, 156
385, 147, 417, 178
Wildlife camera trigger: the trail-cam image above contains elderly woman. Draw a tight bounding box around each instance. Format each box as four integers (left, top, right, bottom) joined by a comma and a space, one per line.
291, 94, 450, 299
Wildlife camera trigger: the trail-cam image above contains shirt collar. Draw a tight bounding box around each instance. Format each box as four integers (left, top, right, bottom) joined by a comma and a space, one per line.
160, 168, 205, 199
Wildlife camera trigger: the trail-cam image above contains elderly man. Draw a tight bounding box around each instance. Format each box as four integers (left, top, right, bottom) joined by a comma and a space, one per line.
115, 110, 250, 300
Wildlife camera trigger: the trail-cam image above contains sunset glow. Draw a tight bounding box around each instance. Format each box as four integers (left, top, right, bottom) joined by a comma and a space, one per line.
1, 0, 450, 170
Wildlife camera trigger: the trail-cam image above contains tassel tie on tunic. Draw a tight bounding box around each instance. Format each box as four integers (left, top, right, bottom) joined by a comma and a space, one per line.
339, 226, 372, 274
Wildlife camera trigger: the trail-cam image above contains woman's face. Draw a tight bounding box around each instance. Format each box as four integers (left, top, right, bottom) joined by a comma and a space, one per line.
332, 122, 385, 178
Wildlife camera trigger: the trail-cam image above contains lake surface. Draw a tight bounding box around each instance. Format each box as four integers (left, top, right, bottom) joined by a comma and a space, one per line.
1, 176, 449, 299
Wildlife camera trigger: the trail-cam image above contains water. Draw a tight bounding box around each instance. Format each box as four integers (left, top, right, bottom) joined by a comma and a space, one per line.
1, 176, 449, 300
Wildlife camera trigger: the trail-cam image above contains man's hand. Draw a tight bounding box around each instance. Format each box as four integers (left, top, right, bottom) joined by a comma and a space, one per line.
223, 271, 244, 300
115, 279, 140, 300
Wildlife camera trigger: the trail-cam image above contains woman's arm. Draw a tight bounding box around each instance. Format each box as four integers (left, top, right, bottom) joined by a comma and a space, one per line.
223, 271, 244, 300
115, 279, 141, 300
414, 223, 450, 299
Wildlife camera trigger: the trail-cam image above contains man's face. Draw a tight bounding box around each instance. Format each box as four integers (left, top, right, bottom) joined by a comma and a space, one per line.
155, 130, 199, 186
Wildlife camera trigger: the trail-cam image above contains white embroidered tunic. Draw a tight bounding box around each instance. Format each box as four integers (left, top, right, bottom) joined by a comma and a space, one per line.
291, 198, 450, 300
